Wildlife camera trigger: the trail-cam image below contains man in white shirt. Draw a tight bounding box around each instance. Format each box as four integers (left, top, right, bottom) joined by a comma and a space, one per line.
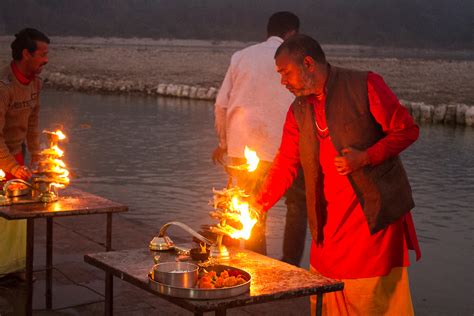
212, 12, 307, 265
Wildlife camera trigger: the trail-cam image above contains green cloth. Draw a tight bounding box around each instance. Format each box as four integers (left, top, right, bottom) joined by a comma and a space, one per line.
0, 217, 26, 275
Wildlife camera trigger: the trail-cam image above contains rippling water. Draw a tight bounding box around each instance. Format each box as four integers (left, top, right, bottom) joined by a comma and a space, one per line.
41, 90, 473, 314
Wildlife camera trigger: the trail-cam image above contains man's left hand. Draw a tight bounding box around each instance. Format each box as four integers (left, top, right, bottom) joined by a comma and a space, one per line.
334, 147, 370, 176
13, 165, 32, 180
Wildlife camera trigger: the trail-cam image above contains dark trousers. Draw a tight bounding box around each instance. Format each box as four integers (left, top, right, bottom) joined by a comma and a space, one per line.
281, 169, 307, 266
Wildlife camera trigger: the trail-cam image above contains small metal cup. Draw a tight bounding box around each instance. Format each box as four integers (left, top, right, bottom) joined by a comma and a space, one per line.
152, 262, 199, 288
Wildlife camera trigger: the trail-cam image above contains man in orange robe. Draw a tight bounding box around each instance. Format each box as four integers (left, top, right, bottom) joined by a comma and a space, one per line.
254, 34, 421, 315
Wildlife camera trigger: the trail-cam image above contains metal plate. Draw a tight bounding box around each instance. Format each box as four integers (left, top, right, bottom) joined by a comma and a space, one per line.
148, 264, 251, 299
3, 179, 32, 197
6, 187, 31, 197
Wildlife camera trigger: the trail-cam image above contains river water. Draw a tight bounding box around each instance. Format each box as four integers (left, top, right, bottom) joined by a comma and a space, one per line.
40, 89, 473, 315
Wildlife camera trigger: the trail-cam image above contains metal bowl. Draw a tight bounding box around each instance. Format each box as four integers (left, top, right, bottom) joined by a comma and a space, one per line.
151, 262, 199, 288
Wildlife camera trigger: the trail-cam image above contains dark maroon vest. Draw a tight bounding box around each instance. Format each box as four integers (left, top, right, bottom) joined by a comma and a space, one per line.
292, 65, 414, 243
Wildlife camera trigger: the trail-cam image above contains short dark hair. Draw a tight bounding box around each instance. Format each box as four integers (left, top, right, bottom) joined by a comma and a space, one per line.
267, 11, 299, 38
11, 28, 50, 61
275, 34, 327, 65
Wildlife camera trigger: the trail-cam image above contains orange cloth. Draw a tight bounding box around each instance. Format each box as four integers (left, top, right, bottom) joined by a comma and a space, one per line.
310, 265, 414, 316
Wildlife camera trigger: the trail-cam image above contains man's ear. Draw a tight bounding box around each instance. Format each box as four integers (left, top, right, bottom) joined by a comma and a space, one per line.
22, 48, 32, 60
303, 56, 316, 72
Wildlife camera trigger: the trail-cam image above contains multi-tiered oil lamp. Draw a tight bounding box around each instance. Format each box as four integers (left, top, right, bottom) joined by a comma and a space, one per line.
32, 130, 70, 202
207, 146, 260, 258
150, 146, 261, 260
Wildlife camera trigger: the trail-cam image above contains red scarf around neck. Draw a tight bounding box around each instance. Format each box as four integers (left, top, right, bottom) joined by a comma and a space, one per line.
11, 61, 34, 85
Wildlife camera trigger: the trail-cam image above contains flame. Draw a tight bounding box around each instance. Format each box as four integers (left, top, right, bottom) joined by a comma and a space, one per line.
35, 129, 70, 189
52, 145, 64, 157
52, 159, 65, 168
53, 130, 66, 140
244, 146, 259, 172
0, 169, 5, 179
51, 182, 66, 189
228, 195, 258, 240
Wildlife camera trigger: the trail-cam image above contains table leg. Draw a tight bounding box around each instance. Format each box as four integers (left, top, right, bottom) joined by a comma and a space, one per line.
105, 213, 113, 316
215, 307, 227, 316
105, 272, 113, 316
26, 219, 35, 316
46, 218, 53, 309
106, 213, 112, 251
316, 292, 323, 316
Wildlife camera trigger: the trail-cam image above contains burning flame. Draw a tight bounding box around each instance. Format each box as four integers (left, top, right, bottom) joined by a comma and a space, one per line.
244, 146, 259, 172
210, 147, 260, 242
51, 158, 65, 168
228, 196, 258, 240
36, 130, 70, 189
53, 130, 66, 140
50, 182, 66, 189
0, 169, 5, 180
52, 145, 64, 157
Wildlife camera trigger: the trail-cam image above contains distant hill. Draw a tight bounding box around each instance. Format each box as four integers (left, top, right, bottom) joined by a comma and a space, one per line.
1, 0, 472, 49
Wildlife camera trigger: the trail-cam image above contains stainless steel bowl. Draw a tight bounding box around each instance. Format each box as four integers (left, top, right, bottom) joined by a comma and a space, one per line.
152, 262, 199, 288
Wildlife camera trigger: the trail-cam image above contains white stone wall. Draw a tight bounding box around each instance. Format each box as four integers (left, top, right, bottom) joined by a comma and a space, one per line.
41, 71, 473, 126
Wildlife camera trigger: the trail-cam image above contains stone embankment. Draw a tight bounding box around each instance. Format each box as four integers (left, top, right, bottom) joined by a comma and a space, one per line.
402, 101, 474, 126
43, 71, 473, 126
43, 71, 218, 101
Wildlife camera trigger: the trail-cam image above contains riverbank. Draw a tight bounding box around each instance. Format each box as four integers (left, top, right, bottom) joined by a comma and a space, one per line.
0, 36, 473, 125
1, 89, 472, 315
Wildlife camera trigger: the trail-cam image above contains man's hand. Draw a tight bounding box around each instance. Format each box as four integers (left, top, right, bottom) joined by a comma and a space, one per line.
12, 165, 32, 180
334, 147, 370, 176
247, 197, 265, 224
212, 146, 226, 165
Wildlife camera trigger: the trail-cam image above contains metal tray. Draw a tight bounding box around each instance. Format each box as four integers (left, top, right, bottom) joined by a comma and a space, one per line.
5, 186, 31, 197
3, 179, 32, 197
148, 264, 251, 299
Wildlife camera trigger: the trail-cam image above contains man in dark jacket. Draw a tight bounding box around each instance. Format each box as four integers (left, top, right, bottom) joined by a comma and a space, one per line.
255, 34, 420, 315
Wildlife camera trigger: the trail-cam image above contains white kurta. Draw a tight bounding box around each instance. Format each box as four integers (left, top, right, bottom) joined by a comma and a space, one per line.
214, 36, 294, 162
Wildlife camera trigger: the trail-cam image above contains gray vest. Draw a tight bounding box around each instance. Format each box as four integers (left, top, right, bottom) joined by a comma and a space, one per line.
292, 65, 414, 243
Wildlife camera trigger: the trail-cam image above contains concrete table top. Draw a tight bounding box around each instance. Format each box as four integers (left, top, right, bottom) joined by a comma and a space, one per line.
0, 187, 128, 220
85, 247, 344, 313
